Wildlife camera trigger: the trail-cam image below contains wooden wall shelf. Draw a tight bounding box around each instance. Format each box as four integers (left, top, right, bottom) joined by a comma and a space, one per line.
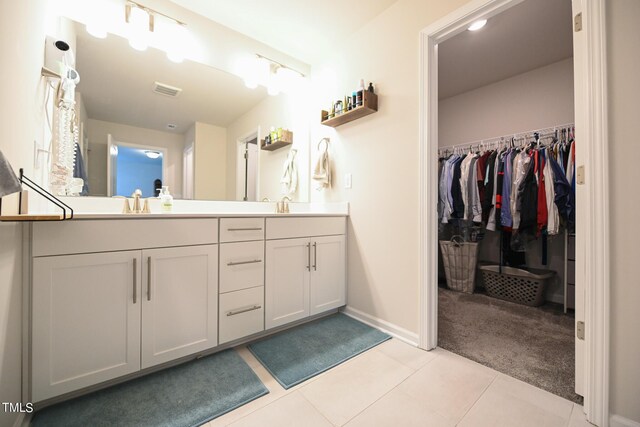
321, 91, 378, 128
260, 139, 293, 151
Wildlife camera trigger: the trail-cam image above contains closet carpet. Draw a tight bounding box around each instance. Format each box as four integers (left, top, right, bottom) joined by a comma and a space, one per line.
438, 287, 582, 404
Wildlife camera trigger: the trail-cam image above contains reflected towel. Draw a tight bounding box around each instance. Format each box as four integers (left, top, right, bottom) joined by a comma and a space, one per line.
280, 149, 298, 195
312, 147, 331, 191
0, 149, 22, 198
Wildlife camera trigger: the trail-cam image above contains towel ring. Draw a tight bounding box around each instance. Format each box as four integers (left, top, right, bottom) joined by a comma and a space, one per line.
317, 137, 329, 152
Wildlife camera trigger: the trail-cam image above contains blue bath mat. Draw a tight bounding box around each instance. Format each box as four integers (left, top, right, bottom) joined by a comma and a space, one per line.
248, 313, 391, 389
32, 349, 268, 427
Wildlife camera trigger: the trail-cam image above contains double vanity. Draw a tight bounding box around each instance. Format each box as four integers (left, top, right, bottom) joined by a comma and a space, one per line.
24, 208, 347, 404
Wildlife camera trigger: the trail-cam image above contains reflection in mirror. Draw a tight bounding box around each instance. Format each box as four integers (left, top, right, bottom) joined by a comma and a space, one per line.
66, 19, 309, 201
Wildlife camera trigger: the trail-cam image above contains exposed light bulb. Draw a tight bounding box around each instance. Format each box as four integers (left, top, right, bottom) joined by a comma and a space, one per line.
127, 6, 150, 51
164, 22, 186, 63
468, 19, 487, 31
267, 68, 280, 96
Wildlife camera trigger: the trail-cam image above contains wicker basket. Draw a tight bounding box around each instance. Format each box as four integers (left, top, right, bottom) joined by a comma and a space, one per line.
439, 237, 479, 294
479, 265, 555, 306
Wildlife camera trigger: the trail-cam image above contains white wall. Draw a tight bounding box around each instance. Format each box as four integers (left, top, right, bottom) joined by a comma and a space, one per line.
0, 1, 48, 426
438, 58, 575, 303
607, 0, 640, 424
85, 119, 184, 197
194, 122, 227, 200
226, 92, 310, 202
439, 58, 575, 146
309, 0, 471, 336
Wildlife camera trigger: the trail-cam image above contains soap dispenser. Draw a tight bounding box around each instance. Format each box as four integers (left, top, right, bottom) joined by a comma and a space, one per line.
160, 186, 173, 213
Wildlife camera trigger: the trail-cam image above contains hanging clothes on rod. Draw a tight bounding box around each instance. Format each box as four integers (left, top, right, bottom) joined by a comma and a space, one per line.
437, 124, 576, 241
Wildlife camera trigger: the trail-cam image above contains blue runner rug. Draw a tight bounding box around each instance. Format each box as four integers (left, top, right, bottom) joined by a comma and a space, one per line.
32, 349, 268, 427
248, 313, 390, 389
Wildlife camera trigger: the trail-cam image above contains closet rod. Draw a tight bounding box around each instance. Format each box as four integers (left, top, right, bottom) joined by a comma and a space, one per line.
438, 122, 574, 155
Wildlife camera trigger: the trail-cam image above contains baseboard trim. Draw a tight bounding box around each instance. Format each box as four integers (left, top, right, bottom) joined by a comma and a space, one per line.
341, 306, 419, 347
611, 414, 640, 427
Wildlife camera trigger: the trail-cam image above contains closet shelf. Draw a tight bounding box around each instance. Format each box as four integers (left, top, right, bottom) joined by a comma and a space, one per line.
321, 92, 378, 128
0, 214, 65, 222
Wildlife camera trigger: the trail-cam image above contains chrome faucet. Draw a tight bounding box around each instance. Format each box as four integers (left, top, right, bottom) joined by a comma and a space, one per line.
276, 196, 292, 214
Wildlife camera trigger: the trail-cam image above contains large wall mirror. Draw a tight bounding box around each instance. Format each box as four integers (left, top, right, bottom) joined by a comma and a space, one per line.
68, 19, 309, 202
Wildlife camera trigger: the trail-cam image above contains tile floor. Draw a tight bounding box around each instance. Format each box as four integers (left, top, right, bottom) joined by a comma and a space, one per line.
205, 339, 594, 427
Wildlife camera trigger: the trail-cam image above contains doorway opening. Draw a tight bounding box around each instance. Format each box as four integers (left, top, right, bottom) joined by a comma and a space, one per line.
434, 0, 581, 404
236, 133, 259, 201
419, 0, 610, 424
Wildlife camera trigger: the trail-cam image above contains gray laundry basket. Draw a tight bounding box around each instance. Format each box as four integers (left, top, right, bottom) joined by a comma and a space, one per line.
439, 236, 479, 294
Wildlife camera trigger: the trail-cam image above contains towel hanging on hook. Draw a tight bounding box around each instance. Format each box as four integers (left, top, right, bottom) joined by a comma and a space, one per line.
313, 138, 331, 191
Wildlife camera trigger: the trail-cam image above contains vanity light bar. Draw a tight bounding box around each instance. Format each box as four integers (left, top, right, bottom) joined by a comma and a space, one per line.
125, 0, 187, 30
256, 54, 305, 78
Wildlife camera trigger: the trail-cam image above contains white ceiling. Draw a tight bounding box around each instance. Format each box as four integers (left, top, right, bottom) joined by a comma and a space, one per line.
168, 0, 400, 65
75, 23, 269, 134
438, 0, 573, 99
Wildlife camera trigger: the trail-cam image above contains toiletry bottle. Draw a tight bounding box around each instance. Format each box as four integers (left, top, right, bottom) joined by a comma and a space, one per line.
368, 82, 375, 93
270, 126, 277, 142
160, 186, 173, 213
356, 79, 365, 106
351, 91, 357, 109
343, 95, 349, 111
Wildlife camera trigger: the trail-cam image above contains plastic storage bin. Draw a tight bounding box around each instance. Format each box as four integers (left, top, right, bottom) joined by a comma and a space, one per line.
479, 265, 555, 306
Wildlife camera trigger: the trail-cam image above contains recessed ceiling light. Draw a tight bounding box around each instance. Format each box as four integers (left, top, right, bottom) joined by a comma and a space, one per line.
468, 19, 487, 31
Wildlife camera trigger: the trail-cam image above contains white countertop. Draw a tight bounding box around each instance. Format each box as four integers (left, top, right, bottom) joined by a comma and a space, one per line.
33, 198, 349, 220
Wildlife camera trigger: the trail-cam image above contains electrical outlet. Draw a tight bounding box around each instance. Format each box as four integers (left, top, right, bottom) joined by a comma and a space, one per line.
345, 173, 352, 189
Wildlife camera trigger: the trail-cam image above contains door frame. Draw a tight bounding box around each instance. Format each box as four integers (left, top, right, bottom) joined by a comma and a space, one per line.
235, 129, 260, 201
107, 135, 168, 197
418, 0, 609, 426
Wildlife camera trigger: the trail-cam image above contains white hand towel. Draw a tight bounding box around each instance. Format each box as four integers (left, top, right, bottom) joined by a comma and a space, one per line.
280, 149, 298, 195
312, 146, 331, 191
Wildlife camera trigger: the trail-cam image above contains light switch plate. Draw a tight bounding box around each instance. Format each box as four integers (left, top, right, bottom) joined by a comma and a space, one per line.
345, 173, 352, 189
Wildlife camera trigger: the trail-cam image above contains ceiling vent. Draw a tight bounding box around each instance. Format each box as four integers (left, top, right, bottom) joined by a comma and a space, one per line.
152, 82, 182, 97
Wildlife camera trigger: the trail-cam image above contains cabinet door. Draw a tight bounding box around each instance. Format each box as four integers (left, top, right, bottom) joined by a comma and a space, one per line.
265, 238, 310, 329
141, 245, 218, 369
310, 235, 346, 315
32, 251, 141, 402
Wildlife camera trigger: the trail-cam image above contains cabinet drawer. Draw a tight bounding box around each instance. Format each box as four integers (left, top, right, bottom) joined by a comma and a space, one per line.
220, 241, 265, 293
266, 217, 346, 240
219, 287, 264, 344
220, 218, 265, 243
33, 219, 218, 257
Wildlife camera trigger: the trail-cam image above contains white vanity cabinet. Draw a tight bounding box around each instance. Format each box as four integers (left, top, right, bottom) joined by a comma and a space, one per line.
30, 219, 219, 402
265, 217, 346, 329
32, 251, 142, 402
218, 218, 265, 345
141, 245, 218, 368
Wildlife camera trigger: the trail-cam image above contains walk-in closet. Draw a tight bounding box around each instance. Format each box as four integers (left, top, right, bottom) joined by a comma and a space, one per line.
436, 0, 581, 403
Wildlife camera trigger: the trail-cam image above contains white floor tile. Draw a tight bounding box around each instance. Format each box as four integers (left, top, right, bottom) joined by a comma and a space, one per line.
374, 338, 438, 371
300, 349, 414, 426
345, 387, 454, 427
568, 404, 596, 427
397, 348, 498, 424
227, 392, 332, 427
457, 374, 574, 427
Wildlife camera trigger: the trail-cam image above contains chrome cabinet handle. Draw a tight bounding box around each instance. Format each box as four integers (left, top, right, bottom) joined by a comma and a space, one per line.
147, 256, 152, 301
313, 242, 317, 271
306, 243, 311, 271
227, 259, 262, 266
133, 258, 137, 304
226, 305, 261, 316
227, 227, 262, 231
